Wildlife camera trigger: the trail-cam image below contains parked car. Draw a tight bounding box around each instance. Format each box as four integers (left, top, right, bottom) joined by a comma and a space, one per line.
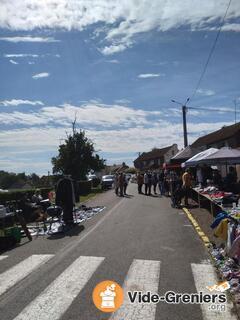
101, 175, 114, 189
87, 174, 97, 181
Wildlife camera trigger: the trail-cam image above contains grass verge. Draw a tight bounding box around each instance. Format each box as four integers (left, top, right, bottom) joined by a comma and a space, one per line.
77, 186, 103, 205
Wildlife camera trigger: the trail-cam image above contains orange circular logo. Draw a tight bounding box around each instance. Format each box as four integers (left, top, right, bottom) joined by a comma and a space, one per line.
92, 280, 124, 313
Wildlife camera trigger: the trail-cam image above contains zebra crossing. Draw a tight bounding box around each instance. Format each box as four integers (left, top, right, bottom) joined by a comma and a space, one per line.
0, 254, 237, 320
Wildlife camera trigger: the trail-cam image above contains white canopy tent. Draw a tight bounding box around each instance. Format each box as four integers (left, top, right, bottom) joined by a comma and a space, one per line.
183, 148, 218, 167
184, 147, 240, 167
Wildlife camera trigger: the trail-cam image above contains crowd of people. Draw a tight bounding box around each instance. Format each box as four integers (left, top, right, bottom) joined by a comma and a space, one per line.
116, 165, 239, 209
135, 169, 191, 208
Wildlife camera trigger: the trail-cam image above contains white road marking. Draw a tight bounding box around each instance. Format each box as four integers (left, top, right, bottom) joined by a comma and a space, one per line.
110, 259, 161, 320
191, 263, 236, 320
14, 256, 104, 320
0, 254, 53, 296
0, 255, 8, 261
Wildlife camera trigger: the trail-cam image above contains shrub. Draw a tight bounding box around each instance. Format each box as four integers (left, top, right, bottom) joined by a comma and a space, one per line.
91, 177, 101, 188
78, 180, 92, 195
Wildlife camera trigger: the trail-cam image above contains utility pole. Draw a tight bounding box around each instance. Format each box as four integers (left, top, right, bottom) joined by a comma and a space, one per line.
182, 105, 188, 147
171, 99, 189, 148
234, 99, 237, 124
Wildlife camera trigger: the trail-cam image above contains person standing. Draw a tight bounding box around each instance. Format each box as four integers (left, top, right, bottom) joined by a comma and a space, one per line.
196, 165, 203, 188
118, 172, 124, 197
182, 169, 192, 207
147, 171, 152, 195
144, 172, 148, 195
169, 170, 177, 196
164, 170, 170, 196
137, 173, 144, 194
114, 173, 119, 196
55, 175, 75, 225
152, 172, 158, 195
158, 170, 165, 196
123, 174, 129, 195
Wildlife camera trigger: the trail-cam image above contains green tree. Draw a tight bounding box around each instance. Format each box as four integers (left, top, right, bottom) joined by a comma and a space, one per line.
52, 129, 105, 180
125, 167, 137, 174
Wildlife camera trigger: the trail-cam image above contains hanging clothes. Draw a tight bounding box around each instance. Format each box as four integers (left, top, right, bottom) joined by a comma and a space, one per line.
229, 235, 240, 260
210, 212, 229, 229
214, 218, 228, 241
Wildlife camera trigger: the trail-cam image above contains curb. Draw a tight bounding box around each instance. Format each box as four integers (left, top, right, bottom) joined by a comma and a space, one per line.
182, 207, 211, 248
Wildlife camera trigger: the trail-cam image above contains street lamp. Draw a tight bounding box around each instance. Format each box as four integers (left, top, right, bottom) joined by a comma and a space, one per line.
171, 98, 189, 148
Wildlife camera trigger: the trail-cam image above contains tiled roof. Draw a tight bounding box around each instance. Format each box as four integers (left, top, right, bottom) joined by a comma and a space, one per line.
134, 145, 173, 162
171, 146, 199, 160
191, 122, 240, 148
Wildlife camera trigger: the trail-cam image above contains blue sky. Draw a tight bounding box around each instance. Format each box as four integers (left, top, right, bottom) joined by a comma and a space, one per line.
0, 0, 240, 175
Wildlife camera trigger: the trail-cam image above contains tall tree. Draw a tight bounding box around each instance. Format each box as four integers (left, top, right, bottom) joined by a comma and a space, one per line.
52, 129, 105, 180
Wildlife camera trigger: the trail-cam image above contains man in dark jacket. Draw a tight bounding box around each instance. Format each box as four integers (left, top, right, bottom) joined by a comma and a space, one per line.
55, 176, 75, 225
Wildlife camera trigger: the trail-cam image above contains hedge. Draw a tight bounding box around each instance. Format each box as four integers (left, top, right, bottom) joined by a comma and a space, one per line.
0, 181, 94, 205
0, 187, 52, 205
78, 180, 92, 195
91, 177, 101, 188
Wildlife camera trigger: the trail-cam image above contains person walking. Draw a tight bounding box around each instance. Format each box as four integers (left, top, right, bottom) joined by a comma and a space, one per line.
144, 172, 149, 195
137, 173, 144, 194
182, 169, 192, 207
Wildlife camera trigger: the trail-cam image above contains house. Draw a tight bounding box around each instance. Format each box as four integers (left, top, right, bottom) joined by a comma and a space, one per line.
170, 146, 200, 164
134, 144, 178, 171
191, 122, 240, 151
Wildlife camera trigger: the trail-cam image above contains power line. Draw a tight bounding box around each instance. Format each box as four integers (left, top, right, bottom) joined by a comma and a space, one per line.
189, 0, 232, 103
188, 105, 239, 114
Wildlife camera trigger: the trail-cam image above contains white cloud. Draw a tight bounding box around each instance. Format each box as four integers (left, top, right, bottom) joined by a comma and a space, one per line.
0, 102, 161, 127
28, 62, 35, 65
9, 59, 18, 64
196, 88, 215, 96
138, 73, 163, 78
0, 36, 59, 43
114, 99, 131, 104
46, 103, 160, 127
0, 100, 235, 172
4, 54, 39, 58
0, 120, 233, 154
221, 23, 240, 32
32, 72, 50, 79
106, 59, 120, 64
0, 99, 44, 107
101, 44, 130, 55
0, 1, 239, 55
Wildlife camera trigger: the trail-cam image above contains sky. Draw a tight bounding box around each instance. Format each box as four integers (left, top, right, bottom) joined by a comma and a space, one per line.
0, 0, 240, 175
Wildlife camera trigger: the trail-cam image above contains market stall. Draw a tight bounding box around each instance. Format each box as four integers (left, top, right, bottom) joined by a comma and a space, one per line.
183, 147, 240, 217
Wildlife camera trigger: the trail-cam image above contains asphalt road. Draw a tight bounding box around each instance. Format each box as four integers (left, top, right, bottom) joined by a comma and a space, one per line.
0, 183, 237, 320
